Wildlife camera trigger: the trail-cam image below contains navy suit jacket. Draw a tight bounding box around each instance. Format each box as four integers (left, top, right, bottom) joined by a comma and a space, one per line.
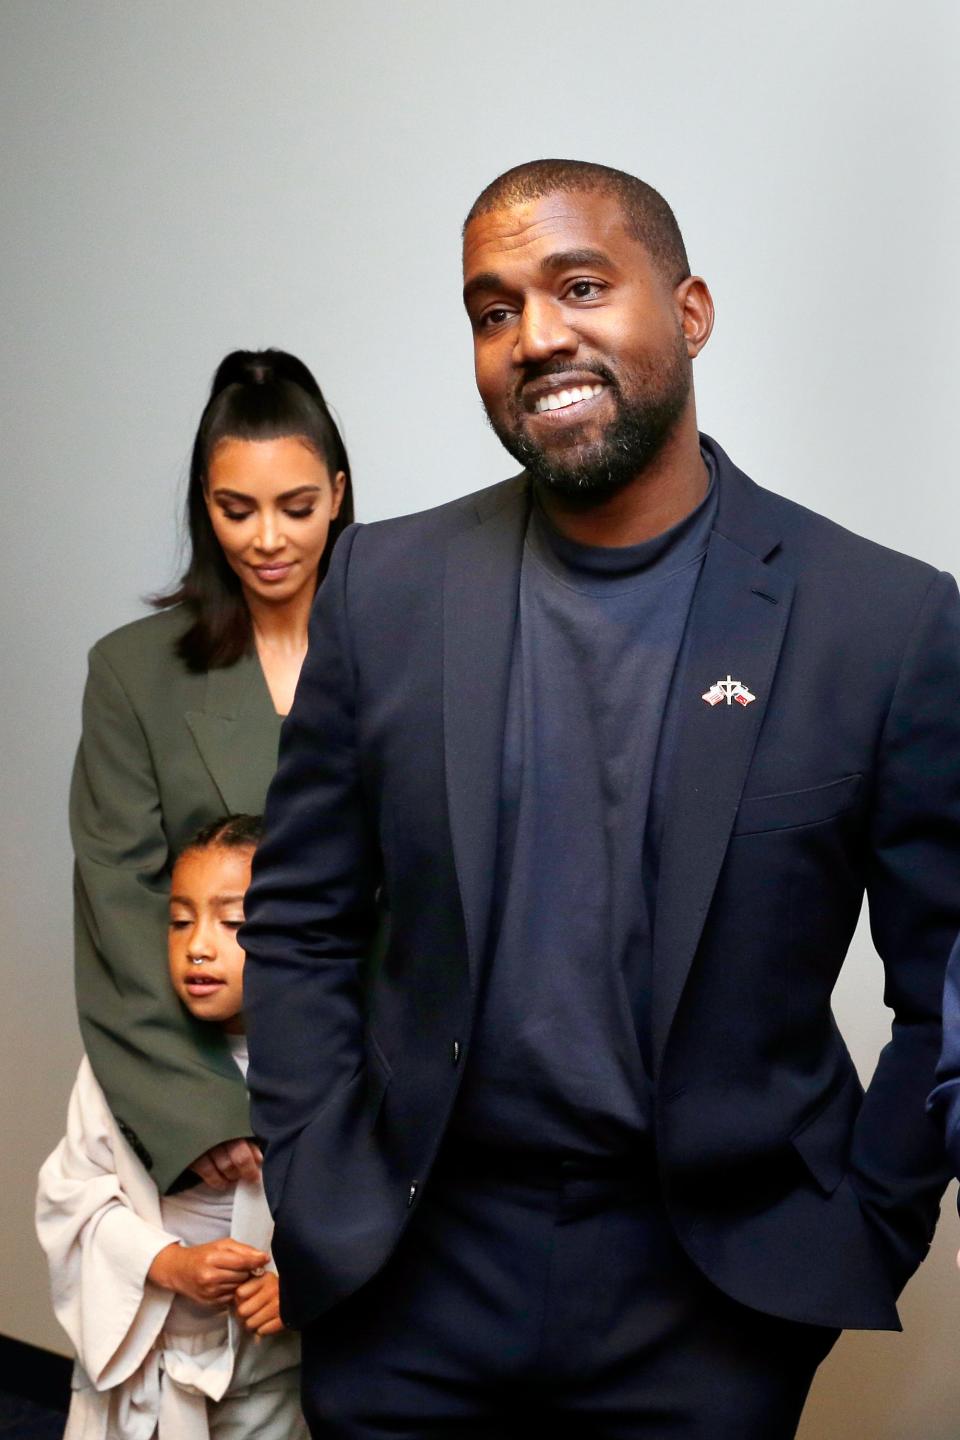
242, 437, 960, 1332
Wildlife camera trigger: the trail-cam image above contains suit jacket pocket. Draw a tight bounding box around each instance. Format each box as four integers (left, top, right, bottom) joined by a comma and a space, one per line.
733, 774, 862, 837
267, 1045, 391, 1217
790, 1068, 862, 1195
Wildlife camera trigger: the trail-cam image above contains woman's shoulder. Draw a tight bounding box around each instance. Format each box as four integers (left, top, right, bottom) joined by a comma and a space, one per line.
89, 607, 196, 689
93, 605, 190, 653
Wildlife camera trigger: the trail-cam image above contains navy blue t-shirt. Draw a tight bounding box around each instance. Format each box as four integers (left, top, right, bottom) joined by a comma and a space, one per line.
452, 460, 718, 1160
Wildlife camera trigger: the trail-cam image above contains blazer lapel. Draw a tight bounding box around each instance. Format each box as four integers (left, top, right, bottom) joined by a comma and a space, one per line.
443, 480, 528, 984
651, 468, 794, 1074
185, 654, 282, 815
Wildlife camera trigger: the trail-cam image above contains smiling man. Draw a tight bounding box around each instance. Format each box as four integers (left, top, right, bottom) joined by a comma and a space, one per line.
463, 174, 706, 535
241, 160, 960, 1438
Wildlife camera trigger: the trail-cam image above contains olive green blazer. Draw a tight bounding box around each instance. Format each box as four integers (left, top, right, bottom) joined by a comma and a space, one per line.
71, 606, 282, 1192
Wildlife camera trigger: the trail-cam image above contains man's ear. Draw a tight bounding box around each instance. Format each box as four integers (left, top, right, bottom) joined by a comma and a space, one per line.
676, 276, 715, 358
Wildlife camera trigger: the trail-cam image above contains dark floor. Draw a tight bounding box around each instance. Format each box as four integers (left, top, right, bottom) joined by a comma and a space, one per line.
0, 1393, 64, 1439
0, 1336, 69, 1440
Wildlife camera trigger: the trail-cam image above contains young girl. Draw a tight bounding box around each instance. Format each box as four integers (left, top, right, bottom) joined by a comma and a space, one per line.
37, 815, 307, 1440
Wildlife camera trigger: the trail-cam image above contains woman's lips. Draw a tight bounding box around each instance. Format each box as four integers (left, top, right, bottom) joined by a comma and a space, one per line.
252, 562, 293, 583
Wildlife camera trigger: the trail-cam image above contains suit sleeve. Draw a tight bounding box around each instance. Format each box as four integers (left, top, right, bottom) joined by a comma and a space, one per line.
241, 525, 381, 1212
71, 643, 250, 1193
854, 569, 960, 1286
927, 934, 960, 1182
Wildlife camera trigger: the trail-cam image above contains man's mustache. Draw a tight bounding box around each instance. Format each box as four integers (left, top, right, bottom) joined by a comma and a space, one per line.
513, 359, 619, 406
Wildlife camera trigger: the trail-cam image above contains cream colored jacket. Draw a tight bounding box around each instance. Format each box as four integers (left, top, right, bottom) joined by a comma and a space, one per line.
36, 1058, 299, 1440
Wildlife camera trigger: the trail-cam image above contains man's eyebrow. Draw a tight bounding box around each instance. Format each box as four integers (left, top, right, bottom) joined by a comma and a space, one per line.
462, 271, 504, 307
539, 247, 614, 275
463, 249, 617, 308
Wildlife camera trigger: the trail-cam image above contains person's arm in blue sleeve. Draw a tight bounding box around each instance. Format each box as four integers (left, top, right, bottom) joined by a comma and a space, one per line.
927, 933, 960, 1183
240, 523, 381, 1213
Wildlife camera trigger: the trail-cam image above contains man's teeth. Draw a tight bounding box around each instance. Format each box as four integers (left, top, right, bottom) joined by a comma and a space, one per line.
534, 383, 605, 415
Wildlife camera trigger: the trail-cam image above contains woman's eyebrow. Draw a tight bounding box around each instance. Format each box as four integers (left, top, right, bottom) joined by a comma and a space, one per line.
275, 486, 321, 502
210, 485, 321, 502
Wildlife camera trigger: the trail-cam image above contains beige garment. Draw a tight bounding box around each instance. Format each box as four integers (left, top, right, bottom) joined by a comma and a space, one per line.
206, 1378, 308, 1440
198, 1347, 308, 1440
36, 1057, 302, 1440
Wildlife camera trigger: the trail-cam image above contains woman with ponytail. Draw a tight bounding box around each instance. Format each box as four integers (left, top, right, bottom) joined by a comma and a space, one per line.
71, 349, 354, 1197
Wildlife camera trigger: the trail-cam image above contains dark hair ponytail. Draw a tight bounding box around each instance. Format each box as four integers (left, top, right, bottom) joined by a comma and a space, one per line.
154, 348, 354, 671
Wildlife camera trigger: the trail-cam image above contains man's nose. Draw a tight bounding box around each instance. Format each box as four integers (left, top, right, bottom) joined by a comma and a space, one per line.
513, 297, 577, 366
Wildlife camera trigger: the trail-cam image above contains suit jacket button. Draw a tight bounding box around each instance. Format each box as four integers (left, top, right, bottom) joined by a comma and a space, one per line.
452, 1039, 461, 1065
407, 1181, 418, 1207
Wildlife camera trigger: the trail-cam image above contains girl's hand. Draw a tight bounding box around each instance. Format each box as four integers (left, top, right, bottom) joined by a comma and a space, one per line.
148, 1239, 269, 1305
234, 1270, 284, 1335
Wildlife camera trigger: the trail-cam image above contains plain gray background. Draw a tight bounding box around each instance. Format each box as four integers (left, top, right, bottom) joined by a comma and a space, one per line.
3, 2, 959, 1433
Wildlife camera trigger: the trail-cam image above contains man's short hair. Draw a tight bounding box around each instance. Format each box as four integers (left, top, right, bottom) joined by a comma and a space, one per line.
464, 159, 690, 286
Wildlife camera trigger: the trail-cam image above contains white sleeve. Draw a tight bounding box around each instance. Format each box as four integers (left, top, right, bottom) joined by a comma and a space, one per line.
36, 1060, 182, 1390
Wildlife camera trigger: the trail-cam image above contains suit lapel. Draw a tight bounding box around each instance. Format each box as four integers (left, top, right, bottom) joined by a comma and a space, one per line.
651, 464, 794, 1073
185, 653, 282, 815
443, 481, 528, 984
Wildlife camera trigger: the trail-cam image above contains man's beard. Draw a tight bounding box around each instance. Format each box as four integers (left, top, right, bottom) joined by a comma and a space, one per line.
486, 339, 691, 502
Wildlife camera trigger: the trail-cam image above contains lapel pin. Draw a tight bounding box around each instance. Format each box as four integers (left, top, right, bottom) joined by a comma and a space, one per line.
702, 676, 756, 708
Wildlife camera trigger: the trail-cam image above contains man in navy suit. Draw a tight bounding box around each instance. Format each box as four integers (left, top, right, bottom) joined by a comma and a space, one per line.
242, 160, 960, 1438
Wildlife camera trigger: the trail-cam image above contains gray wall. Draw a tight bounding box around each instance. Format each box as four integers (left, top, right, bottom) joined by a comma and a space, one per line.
2, 2, 959, 1432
